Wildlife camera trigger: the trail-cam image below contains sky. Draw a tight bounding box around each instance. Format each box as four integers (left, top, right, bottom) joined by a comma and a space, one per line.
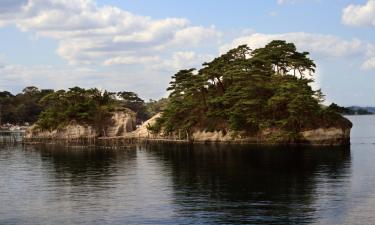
0, 0, 375, 106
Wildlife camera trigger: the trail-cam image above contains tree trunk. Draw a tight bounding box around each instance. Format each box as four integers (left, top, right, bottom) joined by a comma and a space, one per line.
215, 76, 225, 94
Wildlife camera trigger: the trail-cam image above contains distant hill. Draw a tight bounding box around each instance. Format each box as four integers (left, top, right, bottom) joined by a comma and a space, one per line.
346, 106, 375, 115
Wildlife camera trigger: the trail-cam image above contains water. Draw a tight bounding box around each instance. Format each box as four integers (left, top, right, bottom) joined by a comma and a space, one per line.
0, 115, 374, 224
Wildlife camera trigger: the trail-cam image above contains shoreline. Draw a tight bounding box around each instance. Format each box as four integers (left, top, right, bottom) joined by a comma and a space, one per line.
21, 135, 351, 148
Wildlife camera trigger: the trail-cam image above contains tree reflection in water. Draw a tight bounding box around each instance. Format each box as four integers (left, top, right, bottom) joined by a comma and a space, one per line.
143, 143, 351, 224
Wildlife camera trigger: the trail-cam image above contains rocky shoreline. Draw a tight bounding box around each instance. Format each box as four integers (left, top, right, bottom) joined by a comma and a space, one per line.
24, 112, 352, 146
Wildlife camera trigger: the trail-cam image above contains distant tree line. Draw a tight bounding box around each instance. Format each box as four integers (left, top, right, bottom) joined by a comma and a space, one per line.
148, 40, 351, 136
0, 86, 53, 125
327, 103, 373, 115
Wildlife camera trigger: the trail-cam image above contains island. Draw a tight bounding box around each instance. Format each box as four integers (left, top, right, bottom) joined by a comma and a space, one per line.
22, 40, 352, 145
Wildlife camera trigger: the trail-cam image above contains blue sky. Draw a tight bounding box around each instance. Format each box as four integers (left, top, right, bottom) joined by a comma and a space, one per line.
0, 0, 375, 105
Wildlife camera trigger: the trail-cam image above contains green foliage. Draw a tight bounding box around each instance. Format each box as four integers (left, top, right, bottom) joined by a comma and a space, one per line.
356, 108, 373, 115
117, 91, 149, 122
327, 103, 348, 114
0, 87, 156, 128
150, 40, 350, 136
36, 87, 117, 131
0, 86, 54, 124
146, 98, 168, 116
326, 103, 373, 115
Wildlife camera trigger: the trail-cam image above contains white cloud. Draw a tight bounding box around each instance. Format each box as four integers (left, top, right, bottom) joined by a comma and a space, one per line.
165, 26, 221, 48
0, 0, 222, 98
0, 0, 28, 26
167, 51, 198, 70
0, 0, 221, 66
277, 0, 298, 5
342, 0, 375, 27
269, 11, 278, 17
2, 0, 375, 102
220, 32, 375, 72
0, 59, 171, 98
0, 60, 101, 90
362, 57, 375, 70
220, 32, 367, 58
103, 56, 161, 66
156, 51, 214, 71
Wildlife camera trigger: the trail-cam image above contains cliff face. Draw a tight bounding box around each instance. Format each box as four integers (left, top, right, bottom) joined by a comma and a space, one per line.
26, 110, 352, 146
131, 113, 161, 138
104, 111, 136, 137
136, 114, 352, 146
300, 127, 351, 145
191, 127, 350, 145
26, 123, 97, 139
26, 111, 136, 139
189, 127, 351, 145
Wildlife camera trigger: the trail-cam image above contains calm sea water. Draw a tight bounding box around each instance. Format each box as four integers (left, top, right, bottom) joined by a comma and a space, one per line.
0, 115, 375, 224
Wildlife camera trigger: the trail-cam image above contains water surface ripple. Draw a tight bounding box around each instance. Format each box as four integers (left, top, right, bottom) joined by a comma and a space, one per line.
1, 115, 375, 224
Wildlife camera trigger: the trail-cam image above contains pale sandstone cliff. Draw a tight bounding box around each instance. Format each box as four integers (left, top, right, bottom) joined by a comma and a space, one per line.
134, 114, 351, 145
189, 127, 351, 145
26, 111, 136, 139
300, 127, 351, 145
131, 113, 161, 138
26, 123, 97, 139
26, 110, 351, 145
104, 111, 136, 137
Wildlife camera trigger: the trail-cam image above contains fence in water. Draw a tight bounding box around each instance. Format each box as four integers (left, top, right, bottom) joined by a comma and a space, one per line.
0, 130, 26, 143
23, 135, 191, 149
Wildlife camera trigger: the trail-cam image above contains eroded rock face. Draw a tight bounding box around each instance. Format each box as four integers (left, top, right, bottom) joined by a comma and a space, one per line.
27, 110, 351, 146
131, 113, 161, 138
191, 130, 235, 142
300, 127, 351, 145
25, 123, 97, 139
190, 127, 351, 145
133, 114, 352, 145
26, 111, 136, 139
104, 111, 136, 137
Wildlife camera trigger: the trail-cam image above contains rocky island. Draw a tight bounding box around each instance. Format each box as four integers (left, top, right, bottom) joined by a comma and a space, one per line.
24, 40, 352, 146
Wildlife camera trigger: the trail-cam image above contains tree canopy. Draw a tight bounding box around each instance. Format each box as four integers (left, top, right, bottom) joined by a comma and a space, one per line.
36, 87, 118, 130
149, 40, 350, 136
0, 86, 53, 125
35, 87, 156, 130
0, 87, 154, 129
